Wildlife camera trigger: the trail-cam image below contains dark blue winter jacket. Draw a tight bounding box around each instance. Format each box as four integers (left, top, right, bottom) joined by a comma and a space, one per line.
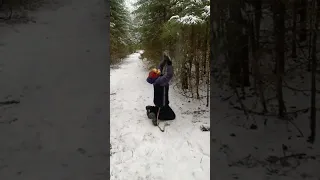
151, 56, 173, 107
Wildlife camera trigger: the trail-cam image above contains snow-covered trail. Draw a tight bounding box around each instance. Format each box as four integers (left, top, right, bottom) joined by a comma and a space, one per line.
110, 53, 210, 180
0, 0, 108, 179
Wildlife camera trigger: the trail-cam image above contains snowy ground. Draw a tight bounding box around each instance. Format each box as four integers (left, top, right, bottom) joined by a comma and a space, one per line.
110, 52, 210, 180
212, 84, 320, 180
0, 0, 108, 179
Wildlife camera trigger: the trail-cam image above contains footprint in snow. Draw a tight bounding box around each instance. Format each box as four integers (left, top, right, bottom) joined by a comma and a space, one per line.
142, 132, 159, 142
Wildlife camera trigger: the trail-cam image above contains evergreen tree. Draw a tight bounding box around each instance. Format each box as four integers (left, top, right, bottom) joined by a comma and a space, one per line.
110, 0, 131, 64
134, 0, 210, 100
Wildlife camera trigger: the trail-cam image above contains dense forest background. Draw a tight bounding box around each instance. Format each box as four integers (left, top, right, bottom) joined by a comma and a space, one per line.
0, 0, 53, 23
109, 0, 138, 63
212, 0, 319, 143
110, 0, 210, 103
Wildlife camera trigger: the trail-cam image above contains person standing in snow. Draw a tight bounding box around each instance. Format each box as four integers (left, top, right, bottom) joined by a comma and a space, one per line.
146, 52, 176, 125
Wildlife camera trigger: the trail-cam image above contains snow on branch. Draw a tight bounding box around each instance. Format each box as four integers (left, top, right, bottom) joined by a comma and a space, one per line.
180, 14, 205, 24
110, 22, 116, 28
169, 14, 205, 25
169, 2, 210, 25
202, 5, 210, 18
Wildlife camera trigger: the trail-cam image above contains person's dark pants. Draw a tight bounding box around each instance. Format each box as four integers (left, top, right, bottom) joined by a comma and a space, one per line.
153, 84, 169, 106
147, 84, 175, 120
146, 105, 176, 120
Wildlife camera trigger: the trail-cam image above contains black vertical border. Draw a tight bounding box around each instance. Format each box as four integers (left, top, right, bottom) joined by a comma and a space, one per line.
210, 0, 214, 179
106, 0, 111, 179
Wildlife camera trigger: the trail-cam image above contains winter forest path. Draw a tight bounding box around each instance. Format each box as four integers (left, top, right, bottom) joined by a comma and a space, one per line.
110, 53, 210, 180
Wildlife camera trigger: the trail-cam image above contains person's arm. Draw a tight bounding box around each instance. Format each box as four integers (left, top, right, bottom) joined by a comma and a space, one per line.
157, 58, 166, 72
153, 65, 173, 85
158, 54, 172, 71
158, 54, 167, 72
146, 77, 154, 84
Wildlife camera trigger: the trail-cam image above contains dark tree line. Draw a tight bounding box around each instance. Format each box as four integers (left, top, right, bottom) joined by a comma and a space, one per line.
212, 0, 319, 143
0, 0, 47, 21
134, 0, 210, 102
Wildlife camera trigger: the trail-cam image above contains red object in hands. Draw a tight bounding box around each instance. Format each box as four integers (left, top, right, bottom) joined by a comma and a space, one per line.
148, 68, 161, 79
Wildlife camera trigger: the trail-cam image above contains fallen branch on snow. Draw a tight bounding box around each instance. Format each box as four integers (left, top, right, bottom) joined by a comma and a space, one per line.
0, 100, 20, 106
231, 105, 305, 137
0, 118, 18, 124
266, 153, 307, 164
200, 124, 210, 131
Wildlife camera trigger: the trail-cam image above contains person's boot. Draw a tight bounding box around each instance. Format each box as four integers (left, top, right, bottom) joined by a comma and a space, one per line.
148, 112, 157, 126
145, 106, 152, 118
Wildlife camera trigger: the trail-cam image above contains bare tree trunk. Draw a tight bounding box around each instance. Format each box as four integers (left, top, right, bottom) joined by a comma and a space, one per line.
195, 34, 201, 99
253, 0, 262, 49
308, 7, 313, 72
182, 56, 189, 90
188, 26, 195, 97
249, 7, 258, 91
249, 12, 268, 113
227, 2, 246, 87
273, 0, 286, 118
239, 2, 250, 87
299, 0, 308, 42
308, 33, 312, 71
195, 60, 200, 99
206, 39, 210, 107
181, 31, 189, 90
203, 22, 209, 76
180, 27, 189, 90
292, 1, 297, 58
308, 0, 318, 144
241, 33, 251, 87
209, 3, 214, 107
